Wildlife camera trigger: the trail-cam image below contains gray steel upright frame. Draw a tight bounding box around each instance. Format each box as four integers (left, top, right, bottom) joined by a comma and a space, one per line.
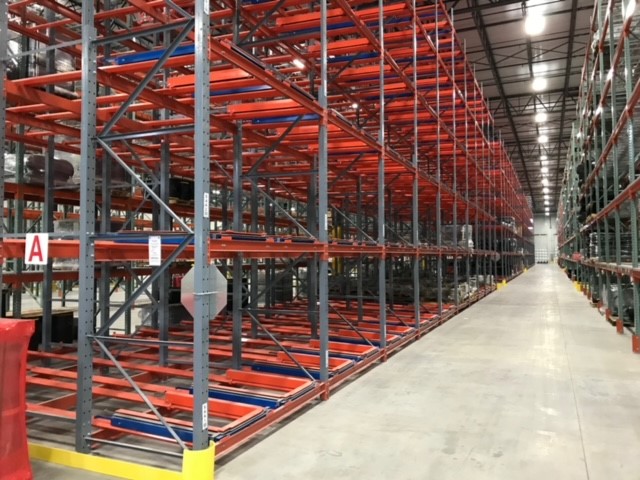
11, 25, 29, 319
378, 0, 387, 350
75, 1, 213, 453
0, 0, 7, 293
464, 41, 471, 291
452, 12, 459, 306
318, 0, 330, 381
412, 0, 421, 329
192, 0, 212, 451
622, 7, 640, 332
232, 124, 243, 370
77, 2, 99, 452
41, 8, 57, 353
435, 8, 443, 317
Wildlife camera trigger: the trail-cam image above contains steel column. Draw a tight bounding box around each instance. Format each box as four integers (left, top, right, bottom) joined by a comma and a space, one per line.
191, 0, 212, 451
76, 1, 98, 453
435, 9, 443, 317
412, 0, 421, 329
377, 0, 387, 349
41, 8, 56, 353
0, 0, 7, 297
318, 0, 330, 382
232, 123, 243, 370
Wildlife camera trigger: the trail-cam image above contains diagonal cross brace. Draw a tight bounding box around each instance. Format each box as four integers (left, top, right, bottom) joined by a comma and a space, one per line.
100, 18, 195, 137
97, 234, 194, 337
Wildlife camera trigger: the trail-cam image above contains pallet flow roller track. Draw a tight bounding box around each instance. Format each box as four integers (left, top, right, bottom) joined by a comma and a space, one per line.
0, 0, 533, 467
558, 0, 640, 351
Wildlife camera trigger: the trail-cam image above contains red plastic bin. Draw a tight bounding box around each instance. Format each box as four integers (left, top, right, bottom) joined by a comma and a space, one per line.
0, 319, 35, 480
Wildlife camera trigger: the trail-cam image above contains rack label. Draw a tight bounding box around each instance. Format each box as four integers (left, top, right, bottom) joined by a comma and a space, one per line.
25, 233, 48, 266
148, 236, 162, 266
202, 402, 208, 430
203, 193, 210, 218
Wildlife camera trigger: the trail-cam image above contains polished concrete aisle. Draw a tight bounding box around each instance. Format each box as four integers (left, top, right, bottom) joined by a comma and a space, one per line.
31, 265, 640, 479
217, 264, 640, 480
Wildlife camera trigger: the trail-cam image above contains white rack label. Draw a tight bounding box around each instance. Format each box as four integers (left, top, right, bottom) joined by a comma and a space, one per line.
148, 236, 161, 266
203, 193, 210, 218
202, 403, 209, 430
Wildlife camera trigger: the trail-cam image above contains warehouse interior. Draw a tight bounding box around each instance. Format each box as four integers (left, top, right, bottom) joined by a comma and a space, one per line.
0, 0, 638, 479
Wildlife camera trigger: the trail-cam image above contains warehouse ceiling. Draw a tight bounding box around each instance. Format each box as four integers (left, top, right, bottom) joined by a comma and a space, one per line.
450, 0, 592, 214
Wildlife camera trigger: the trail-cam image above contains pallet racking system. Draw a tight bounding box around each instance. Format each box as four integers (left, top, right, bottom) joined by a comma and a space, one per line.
1, 0, 533, 467
558, 0, 640, 350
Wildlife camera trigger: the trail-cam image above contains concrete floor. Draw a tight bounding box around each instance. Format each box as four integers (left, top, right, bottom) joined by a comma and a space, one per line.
31, 264, 640, 479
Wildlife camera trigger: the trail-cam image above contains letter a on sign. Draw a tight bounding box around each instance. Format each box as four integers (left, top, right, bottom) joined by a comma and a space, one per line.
25, 233, 49, 266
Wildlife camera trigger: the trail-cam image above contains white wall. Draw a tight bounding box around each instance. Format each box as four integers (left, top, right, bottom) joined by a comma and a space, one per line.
534, 214, 558, 261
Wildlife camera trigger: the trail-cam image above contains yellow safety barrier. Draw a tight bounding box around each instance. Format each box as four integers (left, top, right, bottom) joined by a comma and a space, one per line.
183, 443, 216, 479
29, 442, 215, 480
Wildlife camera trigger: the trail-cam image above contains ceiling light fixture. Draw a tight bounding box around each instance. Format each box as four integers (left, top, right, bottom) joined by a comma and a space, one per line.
545, 212, 550, 216
543, 187, 550, 194
293, 59, 305, 70
532, 63, 549, 76
535, 112, 548, 123
538, 134, 549, 143
541, 166, 549, 174
524, 13, 546, 36
540, 155, 548, 161
541, 178, 549, 186
625, 0, 636, 19
532, 77, 548, 92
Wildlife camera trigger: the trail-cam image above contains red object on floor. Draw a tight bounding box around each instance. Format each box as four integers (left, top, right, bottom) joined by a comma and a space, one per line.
0, 319, 35, 480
